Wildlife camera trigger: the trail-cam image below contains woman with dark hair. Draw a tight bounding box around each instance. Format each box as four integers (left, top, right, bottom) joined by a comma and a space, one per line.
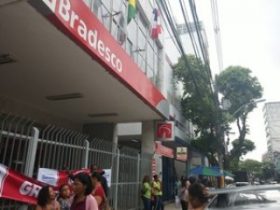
70, 173, 98, 210
188, 183, 208, 210
57, 184, 71, 210
36, 186, 60, 210
91, 172, 106, 210
141, 175, 152, 210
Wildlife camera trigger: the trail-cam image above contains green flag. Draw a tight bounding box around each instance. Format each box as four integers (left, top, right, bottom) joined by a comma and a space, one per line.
127, 0, 137, 23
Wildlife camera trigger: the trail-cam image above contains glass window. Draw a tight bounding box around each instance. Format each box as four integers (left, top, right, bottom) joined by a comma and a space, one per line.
83, 0, 92, 7
138, 28, 146, 50
102, 0, 111, 10
147, 66, 154, 82
111, 19, 119, 40
138, 15, 146, 33
113, 0, 125, 12
127, 19, 137, 45
126, 39, 133, 57
147, 42, 154, 70
138, 53, 146, 73
99, 5, 111, 30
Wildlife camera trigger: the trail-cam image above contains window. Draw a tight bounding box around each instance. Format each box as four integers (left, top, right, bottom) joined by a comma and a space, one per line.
83, 0, 92, 7
82, 0, 161, 84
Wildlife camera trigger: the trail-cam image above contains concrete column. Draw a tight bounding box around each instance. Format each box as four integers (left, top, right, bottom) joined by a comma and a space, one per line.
141, 121, 155, 155
112, 123, 118, 152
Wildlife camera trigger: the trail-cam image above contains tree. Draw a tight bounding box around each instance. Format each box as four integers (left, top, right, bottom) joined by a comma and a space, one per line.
174, 57, 263, 169
238, 159, 262, 178
261, 161, 276, 180
216, 66, 263, 169
174, 55, 222, 166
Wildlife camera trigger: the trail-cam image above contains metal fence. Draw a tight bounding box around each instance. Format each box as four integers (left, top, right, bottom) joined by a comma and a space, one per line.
0, 113, 149, 210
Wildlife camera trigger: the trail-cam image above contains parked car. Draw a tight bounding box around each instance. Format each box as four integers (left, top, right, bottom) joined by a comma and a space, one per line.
208, 184, 280, 210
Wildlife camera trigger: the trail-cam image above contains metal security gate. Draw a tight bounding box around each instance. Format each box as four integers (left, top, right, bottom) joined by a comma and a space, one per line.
0, 114, 34, 210
0, 113, 150, 210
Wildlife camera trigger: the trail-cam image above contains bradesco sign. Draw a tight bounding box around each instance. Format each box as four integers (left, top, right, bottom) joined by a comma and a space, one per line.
42, 0, 122, 73
38, 0, 167, 114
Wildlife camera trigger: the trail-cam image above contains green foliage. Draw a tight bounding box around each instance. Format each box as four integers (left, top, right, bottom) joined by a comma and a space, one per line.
216, 66, 263, 168
174, 55, 221, 165
231, 139, 255, 157
174, 55, 217, 131
216, 66, 263, 118
190, 132, 219, 165
261, 161, 276, 180
239, 159, 262, 177
236, 160, 276, 181
174, 58, 263, 168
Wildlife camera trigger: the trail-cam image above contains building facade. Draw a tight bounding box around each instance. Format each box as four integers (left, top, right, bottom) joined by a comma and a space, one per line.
263, 102, 280, 172
0, 0, 207, 209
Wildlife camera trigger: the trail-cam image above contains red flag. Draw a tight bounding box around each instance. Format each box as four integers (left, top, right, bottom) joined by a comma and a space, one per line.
151, 8, 162, 39
0, 164, 43, 205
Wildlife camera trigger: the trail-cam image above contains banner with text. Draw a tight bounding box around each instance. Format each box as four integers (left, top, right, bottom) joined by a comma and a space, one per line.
0, 164, 44, 205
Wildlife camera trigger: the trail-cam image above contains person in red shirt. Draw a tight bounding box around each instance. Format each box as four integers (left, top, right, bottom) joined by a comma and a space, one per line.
91, 172, 106, 210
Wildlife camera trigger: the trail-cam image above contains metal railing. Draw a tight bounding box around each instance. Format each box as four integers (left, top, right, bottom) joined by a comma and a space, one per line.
0, 113, 149, 210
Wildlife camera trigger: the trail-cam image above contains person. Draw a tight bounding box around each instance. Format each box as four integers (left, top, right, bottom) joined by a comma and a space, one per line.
36, 185, 60, 210
70, 173, 98, 210
57, 184, 71, 210
187, 176, 197, 210
188, 183, 208, 210
141, 175, 152, 210
91, 165, 109, 197
152, 175, 163, 210
91, 172, 106, 210
179, 179, 189, 210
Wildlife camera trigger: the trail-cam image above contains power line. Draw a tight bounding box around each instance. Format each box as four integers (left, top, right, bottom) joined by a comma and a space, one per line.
178, 0, 201, 61
211, 0, 223, 72
188, 0, 215, 91
158, 0, 202, 98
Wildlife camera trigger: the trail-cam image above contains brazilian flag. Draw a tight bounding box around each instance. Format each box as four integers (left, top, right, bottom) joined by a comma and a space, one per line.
127, 0, 137, 23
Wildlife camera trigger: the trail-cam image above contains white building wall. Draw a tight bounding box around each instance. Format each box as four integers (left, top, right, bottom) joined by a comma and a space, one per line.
264, 102, 280, 153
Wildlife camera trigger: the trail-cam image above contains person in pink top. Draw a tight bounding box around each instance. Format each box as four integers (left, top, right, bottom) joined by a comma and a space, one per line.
70, 173, 98, 210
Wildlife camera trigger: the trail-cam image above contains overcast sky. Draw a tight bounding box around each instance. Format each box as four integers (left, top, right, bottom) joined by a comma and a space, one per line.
196, 0, 280, 161
167, 0, 280, 161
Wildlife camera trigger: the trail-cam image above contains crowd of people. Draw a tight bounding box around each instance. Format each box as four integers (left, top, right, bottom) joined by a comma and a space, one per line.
35, 169, 209, 210
141, 174, 164, 210
176, 176, 209, 210
35, 166, 110, 210
141, 175, 209, 210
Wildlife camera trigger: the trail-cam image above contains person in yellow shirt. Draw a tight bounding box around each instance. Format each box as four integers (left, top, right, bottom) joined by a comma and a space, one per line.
152, 175, 163, 210
142, 175, 152, 210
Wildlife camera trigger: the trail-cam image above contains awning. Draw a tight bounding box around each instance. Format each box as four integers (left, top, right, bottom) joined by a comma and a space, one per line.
190, 166, 221, 177
190, 166, 234, 177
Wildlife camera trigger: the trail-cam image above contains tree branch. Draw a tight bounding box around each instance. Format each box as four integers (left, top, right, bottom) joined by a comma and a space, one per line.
236, 117, 242, 135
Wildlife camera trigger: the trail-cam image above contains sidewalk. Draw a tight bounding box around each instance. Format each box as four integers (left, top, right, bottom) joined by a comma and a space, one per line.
165, 202, 178, 210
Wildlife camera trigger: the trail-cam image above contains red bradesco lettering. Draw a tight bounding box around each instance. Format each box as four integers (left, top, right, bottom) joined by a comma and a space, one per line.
42, 0, 122, 72
40, 0, 166, 110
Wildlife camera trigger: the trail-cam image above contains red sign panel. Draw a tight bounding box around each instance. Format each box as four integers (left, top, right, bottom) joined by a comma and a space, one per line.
156, 121, 175, 141
155, 141, 174, 158
35, 0, 167, 116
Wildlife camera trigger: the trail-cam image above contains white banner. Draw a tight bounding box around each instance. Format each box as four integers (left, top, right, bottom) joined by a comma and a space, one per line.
103, 169, 112, 187
37, 168, 59, 186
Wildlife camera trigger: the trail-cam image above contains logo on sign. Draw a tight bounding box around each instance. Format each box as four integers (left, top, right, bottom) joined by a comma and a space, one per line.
156, 121, 174, 141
